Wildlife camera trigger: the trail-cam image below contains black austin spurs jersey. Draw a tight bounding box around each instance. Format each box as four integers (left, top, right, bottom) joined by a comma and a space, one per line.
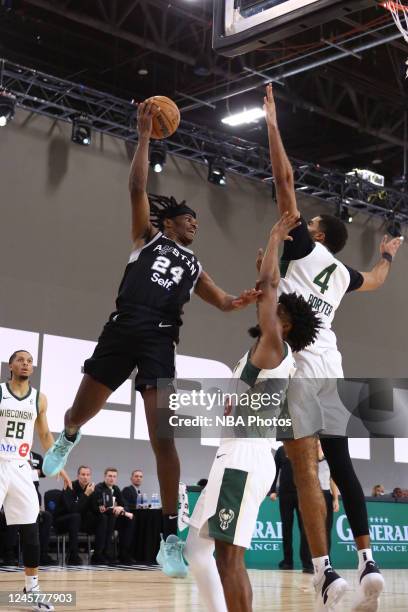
115, 232, 202, 327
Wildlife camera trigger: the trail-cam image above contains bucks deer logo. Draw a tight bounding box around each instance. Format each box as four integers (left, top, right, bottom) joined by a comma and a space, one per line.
219, 508, 235, 531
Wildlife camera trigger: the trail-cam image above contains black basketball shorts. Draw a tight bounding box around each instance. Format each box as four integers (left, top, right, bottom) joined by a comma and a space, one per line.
83, 317, 178, 393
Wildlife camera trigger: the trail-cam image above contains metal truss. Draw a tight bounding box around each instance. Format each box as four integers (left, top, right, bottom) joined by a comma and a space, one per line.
277, 69, 407, 149
178, 20, 407, 149
2, 59, 407, 224
179, 21, 404, 113
10, 1, 408, 152
23, 0, 213, 68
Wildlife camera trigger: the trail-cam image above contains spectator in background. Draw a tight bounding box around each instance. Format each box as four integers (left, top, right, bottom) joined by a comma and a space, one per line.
122, 470, 144, 511
64, 465, 108, 564
93, 468, 135, 565
197, 479, 208, 489
60, 464, 120, 565
317, 440, 340, 554
53, 466, 90, 565
269, 445, 313, 573
392, 487, 403, 501
372, 484, 385, 497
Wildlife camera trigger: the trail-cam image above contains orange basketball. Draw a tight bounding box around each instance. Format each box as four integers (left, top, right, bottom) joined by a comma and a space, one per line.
145, 95, 180, 140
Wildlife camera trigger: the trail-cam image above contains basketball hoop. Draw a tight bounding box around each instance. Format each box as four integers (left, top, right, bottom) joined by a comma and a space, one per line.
382, 1, 408, 77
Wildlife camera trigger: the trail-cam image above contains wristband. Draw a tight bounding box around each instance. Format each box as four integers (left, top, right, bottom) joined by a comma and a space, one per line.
382, 252, 393, 263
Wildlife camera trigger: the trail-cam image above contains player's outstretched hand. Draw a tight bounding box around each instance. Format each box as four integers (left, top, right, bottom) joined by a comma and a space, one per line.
231, 288, 263, 309
137, 100, 160, 139
270, 211, 301, 242
264, 83, 278, 129
380, 234, 403, 259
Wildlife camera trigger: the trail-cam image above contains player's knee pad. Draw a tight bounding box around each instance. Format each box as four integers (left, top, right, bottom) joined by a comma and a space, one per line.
20, 523, 40, 568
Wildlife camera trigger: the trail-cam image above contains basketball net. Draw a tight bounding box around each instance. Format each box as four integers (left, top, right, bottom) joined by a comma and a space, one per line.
383, 1, 408, 77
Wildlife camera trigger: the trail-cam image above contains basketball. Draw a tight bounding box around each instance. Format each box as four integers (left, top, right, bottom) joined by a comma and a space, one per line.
145, 95, 180, 139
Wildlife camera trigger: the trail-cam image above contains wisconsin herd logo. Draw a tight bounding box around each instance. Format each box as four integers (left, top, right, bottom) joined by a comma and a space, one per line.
219, 508, 235, 531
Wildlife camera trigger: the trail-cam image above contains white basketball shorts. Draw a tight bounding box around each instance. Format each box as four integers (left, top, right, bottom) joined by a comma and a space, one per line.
286, 348, 350, 439
189, 439, 275, 549
0, 460, 40, 525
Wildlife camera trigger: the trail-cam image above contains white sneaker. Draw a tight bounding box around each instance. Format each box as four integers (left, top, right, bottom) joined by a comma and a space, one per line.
352, 561, 385, 612
314, 567, 348, 611
23, 587, 55, 611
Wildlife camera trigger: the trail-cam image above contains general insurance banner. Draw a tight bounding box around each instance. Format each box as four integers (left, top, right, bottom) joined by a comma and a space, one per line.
182, 493, 408, 570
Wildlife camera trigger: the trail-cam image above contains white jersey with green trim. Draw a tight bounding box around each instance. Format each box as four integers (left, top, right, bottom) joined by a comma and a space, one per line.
279, 242, 350, 354
232, 342, 296, 384
222, 342, 296, 441
0, 383, 38, 461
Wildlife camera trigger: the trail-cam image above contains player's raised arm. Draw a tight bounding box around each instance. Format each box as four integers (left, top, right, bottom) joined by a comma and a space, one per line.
255, 213, 300, 353
264, 84, 299, 218
194, 270, 261, 311
355, 235, 403, 292
35, 393, 71, 488
128, 101, 160, 244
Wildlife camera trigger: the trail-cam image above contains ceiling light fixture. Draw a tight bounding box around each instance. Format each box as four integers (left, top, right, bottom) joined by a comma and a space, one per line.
149, 142, 167, 173
71, 114, 92, 146
0, 90, 16, 127
221, 108, 265, 127
208, 158, 226, 186
386, 218, 402, 238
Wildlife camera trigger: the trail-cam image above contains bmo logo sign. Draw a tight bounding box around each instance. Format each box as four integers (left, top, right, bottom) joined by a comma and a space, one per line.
0, 326, 231, 447
0, 443, 17, 454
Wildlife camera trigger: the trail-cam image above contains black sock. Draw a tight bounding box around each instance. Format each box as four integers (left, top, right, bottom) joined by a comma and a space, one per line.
64, 430, 78, 443
163, 514, 178, 539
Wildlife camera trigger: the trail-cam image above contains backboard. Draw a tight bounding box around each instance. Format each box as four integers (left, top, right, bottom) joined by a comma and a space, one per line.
213, 0, 372, 57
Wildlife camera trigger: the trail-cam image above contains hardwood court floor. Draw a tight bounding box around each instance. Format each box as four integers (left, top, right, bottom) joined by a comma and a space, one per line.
0, 568, 407, 611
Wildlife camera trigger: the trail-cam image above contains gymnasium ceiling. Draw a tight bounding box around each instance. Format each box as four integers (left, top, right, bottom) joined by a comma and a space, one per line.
1, 0, 408, 184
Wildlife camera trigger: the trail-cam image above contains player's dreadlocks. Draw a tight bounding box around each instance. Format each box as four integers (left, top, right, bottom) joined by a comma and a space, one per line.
149, 194, 196, 230
248, 292, 321, 353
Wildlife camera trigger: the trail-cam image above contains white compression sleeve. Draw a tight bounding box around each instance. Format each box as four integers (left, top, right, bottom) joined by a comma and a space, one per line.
184, 526, 227, 612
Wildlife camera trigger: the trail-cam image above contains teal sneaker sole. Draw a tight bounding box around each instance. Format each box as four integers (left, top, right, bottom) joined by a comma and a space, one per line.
156, 548, 188, 578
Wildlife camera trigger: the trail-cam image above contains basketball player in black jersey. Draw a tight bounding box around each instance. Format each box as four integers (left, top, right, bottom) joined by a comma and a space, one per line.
43, 100, 261, 577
